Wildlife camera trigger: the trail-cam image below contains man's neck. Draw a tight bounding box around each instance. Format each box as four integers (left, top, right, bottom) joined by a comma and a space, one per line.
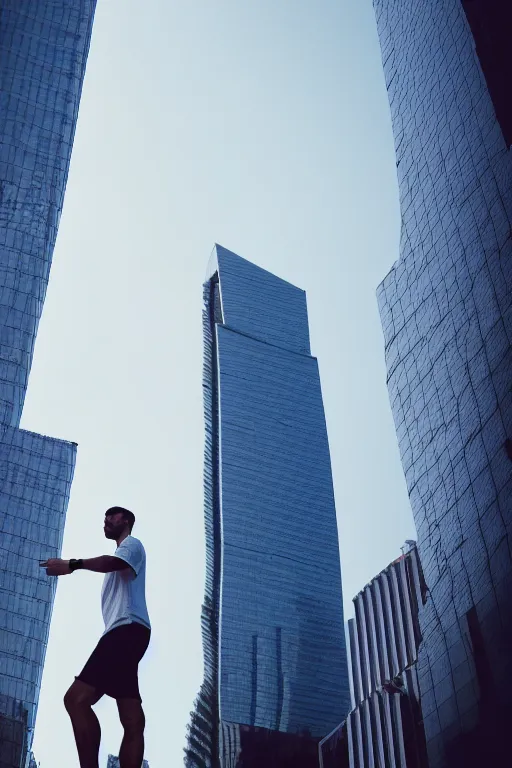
116, 530, 130, 547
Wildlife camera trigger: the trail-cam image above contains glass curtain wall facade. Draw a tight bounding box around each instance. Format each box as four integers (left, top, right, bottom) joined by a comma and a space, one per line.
185, 245, 350, 767
0, 3, 96, 766
373, 1, 512, 766
319, 543, 428, 768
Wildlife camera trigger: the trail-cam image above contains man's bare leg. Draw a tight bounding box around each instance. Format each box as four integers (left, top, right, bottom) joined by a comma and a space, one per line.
117, 698, 146, 768
64, 679, 103, 768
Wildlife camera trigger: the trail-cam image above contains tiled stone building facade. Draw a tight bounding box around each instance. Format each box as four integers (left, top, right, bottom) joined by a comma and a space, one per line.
373, 1, 512, 766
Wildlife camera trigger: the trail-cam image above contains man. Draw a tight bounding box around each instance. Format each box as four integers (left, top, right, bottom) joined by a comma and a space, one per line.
40, 506, 151, 768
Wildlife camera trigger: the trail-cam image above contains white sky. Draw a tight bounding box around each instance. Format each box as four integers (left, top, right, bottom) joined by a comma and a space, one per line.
25, 1, 416, 765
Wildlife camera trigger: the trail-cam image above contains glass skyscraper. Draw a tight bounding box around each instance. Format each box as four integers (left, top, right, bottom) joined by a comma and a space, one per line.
185, 245, 350, 767
0, 3, 96, 766
373, 1, 512, 766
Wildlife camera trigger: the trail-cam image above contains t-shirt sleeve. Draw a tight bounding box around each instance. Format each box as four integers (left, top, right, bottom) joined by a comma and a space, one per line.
114, 538, 144, 577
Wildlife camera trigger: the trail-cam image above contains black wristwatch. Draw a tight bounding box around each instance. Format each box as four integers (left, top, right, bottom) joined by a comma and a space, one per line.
69, 558, 84, 572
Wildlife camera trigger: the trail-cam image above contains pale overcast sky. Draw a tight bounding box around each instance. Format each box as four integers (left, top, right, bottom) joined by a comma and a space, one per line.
25, 1, 416, 765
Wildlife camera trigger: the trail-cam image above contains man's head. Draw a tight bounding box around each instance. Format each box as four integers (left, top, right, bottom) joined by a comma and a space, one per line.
104, 506, 135, 540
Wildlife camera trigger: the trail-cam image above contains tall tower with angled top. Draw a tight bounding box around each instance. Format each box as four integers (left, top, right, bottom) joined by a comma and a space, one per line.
185, 245, 350, 768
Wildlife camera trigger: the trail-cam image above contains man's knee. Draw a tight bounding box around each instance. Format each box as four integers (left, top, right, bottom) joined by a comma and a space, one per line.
117, 700, 145, 733
64, 680, 100, 715
64, 686, 79, 715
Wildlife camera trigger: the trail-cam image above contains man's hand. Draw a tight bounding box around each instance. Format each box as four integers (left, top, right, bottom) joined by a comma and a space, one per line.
40, 558, 71, 576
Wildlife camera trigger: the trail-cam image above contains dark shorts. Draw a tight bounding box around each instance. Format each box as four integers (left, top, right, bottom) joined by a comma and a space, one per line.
76, 622, 151, 701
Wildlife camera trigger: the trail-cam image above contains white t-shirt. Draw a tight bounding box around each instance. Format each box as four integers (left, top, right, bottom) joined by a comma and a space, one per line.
101, 535, 151, 636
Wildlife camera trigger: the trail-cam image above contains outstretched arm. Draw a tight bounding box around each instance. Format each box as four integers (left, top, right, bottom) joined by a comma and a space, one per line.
40, 556, 130, 576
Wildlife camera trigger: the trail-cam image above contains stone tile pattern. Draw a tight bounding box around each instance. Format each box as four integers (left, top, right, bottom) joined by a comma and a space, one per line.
373, 1, 512, 766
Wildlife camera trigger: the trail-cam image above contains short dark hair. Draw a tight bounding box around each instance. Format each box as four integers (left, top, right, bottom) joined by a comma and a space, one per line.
106, 506, 135, 532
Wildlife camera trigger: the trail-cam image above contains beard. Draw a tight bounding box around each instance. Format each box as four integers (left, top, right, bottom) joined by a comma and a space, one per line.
104, 525, 123, 540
